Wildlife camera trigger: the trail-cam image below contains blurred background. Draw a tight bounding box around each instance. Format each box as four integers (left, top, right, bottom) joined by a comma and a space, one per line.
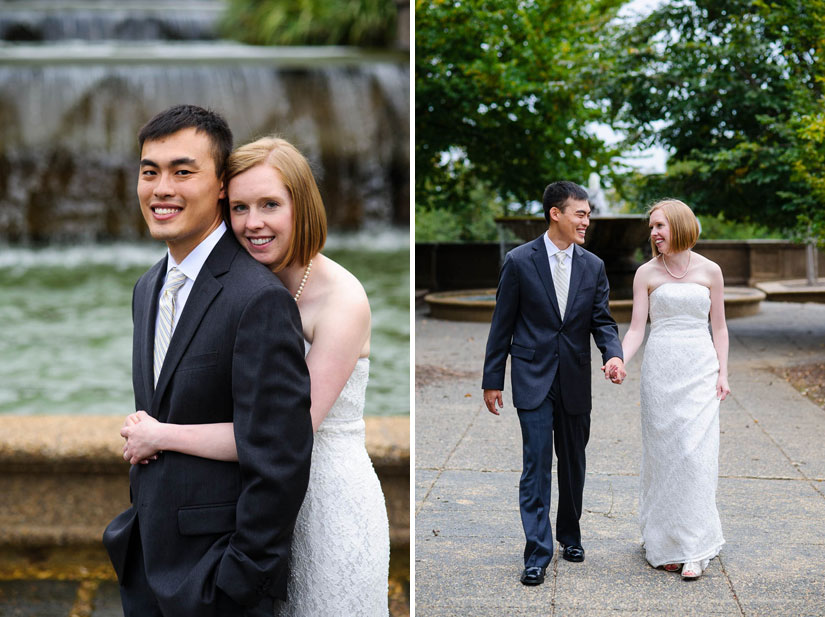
0, 1, 410, 615
0, 0, 410, 420
415, 0, 824, 249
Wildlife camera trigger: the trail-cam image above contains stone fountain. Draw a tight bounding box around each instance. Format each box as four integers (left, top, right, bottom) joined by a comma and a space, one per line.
494, 174, 650, 300
0, 0, 409, 243
425, 174, 764, 321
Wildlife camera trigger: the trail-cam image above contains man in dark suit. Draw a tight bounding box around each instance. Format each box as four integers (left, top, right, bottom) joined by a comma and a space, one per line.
103, 105, 312, 616
482, 180, 626, 586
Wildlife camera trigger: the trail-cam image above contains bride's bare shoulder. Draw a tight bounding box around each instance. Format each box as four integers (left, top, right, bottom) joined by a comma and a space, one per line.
314, 255, 370, 319
691, 251, 722, 275
634, 258, 660, 279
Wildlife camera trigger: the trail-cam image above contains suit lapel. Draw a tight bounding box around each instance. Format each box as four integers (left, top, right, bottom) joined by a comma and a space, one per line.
150, 233, 238, 413
530, 234, 562, 320
140, 259, 167, 407
565, 244, 586, 320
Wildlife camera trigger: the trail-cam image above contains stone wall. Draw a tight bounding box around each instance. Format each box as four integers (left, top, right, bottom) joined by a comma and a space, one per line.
0, 416, 409, 551
416, 240, 825, 291
694, 240, 825, 286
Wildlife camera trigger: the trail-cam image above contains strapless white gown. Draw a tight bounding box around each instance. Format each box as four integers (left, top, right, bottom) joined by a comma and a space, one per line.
639, 283, 724, 569
278, 351, 390, 616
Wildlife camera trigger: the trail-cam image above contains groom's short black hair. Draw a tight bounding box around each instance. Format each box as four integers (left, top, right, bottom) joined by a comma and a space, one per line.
138, 104, 233, 180
542, 181, 589, 224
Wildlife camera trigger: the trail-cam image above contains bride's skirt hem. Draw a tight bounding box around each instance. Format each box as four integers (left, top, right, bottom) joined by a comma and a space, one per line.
643, 539, 725, 571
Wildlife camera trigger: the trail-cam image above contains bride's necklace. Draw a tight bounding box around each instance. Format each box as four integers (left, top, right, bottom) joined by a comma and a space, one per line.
293, 259, 313, 301
661, 252, 691, 279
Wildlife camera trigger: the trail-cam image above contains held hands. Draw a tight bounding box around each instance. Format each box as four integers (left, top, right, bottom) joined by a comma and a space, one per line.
121, 410, 162, 465
602, 357, 626, 385
483, 389, 504, 415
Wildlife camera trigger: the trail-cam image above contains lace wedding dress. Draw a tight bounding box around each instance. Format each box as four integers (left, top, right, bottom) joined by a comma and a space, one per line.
639, 283, 725, 569
277, 351, 390, 617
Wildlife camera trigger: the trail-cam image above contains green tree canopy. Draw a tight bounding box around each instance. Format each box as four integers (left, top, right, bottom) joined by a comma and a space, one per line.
221, 0, 397, 46
601, 0, 825, 241
416, 0, 624, 237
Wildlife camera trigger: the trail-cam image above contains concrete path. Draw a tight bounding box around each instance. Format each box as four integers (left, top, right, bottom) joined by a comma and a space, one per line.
415, 301, 825, 616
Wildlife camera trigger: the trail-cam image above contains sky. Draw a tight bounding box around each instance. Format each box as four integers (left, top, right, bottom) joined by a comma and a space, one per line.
601, 0, 669, 174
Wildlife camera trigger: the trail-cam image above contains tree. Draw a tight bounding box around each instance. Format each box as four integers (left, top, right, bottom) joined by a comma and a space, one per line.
601, 0, 825, 248
415, 0, 624, 240
221, 0, 397, 47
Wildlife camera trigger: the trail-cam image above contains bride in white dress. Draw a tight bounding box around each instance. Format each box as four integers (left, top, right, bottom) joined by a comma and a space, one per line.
613, 199, 730, 580
120, 136, 389, 615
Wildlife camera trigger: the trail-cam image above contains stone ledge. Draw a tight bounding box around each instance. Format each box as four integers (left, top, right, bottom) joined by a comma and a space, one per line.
423, 286, 765, 323
755, 278, 825, 303
0, 415, 409, 548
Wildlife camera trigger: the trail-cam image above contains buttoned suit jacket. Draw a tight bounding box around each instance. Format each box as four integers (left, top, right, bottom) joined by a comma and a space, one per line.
103, 232, 312, 616
482, 234, 622, 412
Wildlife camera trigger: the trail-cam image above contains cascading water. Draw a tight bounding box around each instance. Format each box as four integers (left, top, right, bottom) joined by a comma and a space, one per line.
0, 1, 223, 41
0, 1, 410, 242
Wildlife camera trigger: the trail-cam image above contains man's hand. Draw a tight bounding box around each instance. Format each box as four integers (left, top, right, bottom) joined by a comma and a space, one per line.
602, 357, 626, 384
483, 389, 504, 415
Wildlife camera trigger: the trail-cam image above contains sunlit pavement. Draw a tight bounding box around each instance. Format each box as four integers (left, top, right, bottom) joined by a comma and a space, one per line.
415, 300, 825, 616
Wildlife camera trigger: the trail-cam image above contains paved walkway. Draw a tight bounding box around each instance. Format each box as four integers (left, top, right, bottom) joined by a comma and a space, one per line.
415, 301, 825, 616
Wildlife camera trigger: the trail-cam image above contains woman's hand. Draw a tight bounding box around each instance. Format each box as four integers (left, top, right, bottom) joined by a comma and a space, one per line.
716, 375, 731, 401
121, 410, 163, 465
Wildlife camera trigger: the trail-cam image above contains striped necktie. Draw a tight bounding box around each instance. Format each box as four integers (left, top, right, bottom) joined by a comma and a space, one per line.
554, 252, 569, 319
154, 267, 188, 386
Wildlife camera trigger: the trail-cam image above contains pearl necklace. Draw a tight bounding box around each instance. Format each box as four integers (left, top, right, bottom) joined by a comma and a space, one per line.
293, 259, 312, 301
661, 252, 691, 279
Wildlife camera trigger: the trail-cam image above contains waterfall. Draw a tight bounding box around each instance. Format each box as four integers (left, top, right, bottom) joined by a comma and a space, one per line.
0, 1, 222, 42
0, 2, 409, 242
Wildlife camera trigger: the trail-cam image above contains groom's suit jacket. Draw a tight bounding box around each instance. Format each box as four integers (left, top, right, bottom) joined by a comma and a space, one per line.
103, 232, 312, 616
482, 234, 622, 412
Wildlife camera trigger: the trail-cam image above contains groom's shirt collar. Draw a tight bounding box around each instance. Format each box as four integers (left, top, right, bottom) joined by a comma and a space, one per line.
166, 221, 226, 282
158, 222, 226, 331
542, 231, 575, 261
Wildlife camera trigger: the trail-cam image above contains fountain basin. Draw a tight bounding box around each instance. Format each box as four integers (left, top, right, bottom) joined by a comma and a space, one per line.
755, 278, 825, 303
424, 286, 765, 323
496, 215, 650, 299
0, 42, 405, 66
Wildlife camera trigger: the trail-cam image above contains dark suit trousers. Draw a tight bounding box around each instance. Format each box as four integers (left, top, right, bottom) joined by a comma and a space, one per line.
517, 377, 591, 568
118, 521, 163, 617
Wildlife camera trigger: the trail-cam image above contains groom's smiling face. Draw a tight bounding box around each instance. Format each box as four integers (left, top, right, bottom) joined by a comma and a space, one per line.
551, 198, 590, 248
138, 127, 225, 263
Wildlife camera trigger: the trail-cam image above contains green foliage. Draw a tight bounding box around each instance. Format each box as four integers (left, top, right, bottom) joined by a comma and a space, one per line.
415, 162, 506, 242
600, 0, 825, 241
221, 0, 397, 46
415, 0, 624, 225
697, 213, 785, 240
414, 206, 464, 242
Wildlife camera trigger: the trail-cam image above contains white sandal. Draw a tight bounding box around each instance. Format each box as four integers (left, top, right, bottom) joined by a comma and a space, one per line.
681, 561, 702, 579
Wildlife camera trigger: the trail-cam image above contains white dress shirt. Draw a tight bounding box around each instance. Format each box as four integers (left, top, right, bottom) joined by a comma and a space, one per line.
154, 222, 226, 336
543, 232, 574, 291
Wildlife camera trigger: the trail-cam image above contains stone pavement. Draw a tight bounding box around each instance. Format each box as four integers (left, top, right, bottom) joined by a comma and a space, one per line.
415, 301, 825, 616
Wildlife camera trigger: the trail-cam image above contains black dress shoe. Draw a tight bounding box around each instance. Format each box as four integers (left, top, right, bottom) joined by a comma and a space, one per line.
520, 566, 546, 585
561, 544, 585, 562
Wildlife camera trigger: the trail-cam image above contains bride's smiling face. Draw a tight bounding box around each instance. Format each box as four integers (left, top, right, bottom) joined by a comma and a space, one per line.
228, 164, 294, 270
649, 209, 671, 254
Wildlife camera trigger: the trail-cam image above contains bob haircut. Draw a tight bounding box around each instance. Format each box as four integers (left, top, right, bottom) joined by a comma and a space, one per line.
225, 136, 327, 271
647, 199, 700, 256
